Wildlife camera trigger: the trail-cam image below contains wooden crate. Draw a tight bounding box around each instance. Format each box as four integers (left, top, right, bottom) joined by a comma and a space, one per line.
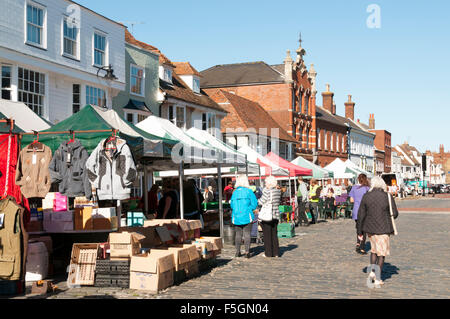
67, 244, 99, 287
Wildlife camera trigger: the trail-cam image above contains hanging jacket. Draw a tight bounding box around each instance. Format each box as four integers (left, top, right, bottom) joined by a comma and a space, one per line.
85, 138, 137, 200
48, 139, 92, 199
15, 143, 52, 199
0, 196, 28, 281
230, 187, 258, 226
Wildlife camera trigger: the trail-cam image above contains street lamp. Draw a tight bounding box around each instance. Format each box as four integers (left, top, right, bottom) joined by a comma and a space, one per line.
95, 65, 118, 109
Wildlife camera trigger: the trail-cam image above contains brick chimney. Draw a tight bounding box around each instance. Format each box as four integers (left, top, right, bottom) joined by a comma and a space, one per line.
369, 114, 375, 129
322, 84, 334, 114
345, 95, 355, 121
332, 103, 336, 115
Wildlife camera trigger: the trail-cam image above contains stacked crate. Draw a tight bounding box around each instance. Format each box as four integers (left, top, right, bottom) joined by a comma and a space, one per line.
95, 259, 130, 288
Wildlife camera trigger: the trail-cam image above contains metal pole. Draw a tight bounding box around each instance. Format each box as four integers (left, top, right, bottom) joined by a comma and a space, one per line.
179, 161, 185, 219
245, 155, 249, 178
258, 164, 262, 187
218, 164, 224, 241
143, 167, 149, 215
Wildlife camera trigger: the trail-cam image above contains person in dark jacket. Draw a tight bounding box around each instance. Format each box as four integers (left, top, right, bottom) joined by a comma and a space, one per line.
258, 176, 281, 258
308, 179, 322, 224
230, 174, 258, 259
357, 176, 399, 288
157, 179, 179, 219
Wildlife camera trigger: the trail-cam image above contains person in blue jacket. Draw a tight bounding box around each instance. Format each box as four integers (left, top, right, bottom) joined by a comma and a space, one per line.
230, 174, 258, 259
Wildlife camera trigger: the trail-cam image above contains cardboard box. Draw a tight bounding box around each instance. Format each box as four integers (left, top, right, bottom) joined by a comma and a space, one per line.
74, 196, 98, 208
184, 260, 199, 278
51, 211, 73, 223
187, 220, 202, 239
26, 220, 43, 232
155, 226, 174, 245
119, 226, 162, 248
93, 217, 113, 230
74, 207, 93, 231
192, 241, 214, 259
109, 232, 145, 259
129, 250, 175, 292
42, 193, 57, 210
196, 237, 224, 251
42, 211, 73, 232
144, 219, 190, 243
159, 246, 191, 271
95, 208, 116, 219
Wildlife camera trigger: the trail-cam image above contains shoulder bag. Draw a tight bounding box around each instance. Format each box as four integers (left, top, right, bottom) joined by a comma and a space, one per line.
258, 190, 273, 222
387, 193, 398, 236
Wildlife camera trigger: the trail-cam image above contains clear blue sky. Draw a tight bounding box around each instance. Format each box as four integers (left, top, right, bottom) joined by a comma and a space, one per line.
77, 0, 450, 153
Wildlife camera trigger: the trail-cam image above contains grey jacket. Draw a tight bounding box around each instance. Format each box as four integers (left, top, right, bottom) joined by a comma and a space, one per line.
258, 188, 281, 220
48, 139, 92, 198
85, 138, 137, 200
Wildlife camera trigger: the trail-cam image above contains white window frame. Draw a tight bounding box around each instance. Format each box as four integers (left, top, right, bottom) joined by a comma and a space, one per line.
93, 31, 107, 67
317, 129, 321, 149
17, 66, 46, 116
1, 64, 13, 101
168, 105, 186, 129
72, 84, 81, 114
86, 85, 106, 107
130, 64, 145, 97
124, 112, 135, 124
62, 17, 80, 60
164, 68, 172, 83
25, 1, 47, 49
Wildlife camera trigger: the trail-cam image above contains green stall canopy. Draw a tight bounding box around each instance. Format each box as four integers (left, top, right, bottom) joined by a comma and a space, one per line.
290, 156, 334, 179
20, 105, 178, 160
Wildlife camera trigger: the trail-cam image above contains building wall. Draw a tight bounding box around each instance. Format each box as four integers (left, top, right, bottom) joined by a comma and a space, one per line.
0, 0, 125, 123
349, 129, 375, 172
113, 43, 160, 120
371, 130, 392, 173
316, 120, 348, 168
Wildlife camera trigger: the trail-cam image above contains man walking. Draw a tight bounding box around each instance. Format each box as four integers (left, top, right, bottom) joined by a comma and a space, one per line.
308, 179, 322, 224
296, 177, 310, 226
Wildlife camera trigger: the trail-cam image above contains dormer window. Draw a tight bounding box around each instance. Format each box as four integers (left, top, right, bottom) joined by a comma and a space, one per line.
193, 77, 200, 93
164, 68, 172, 83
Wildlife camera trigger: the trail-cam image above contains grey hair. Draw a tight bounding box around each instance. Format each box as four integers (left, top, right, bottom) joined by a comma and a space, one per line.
370, 176, 387, 192
235, 174, 250, 189
264, 176, 278, 189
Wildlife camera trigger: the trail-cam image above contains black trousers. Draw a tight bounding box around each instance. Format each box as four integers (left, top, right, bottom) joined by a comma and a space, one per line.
297, 200, 310, 225
355, 220, 366, 250
261, 220, 280, 257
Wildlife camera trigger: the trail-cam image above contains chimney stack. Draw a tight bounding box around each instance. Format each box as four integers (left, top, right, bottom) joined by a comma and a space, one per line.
369, 114, 375, 129
345, 95, 355, 121
284, 50, 293, 83
322, 84, 334, 114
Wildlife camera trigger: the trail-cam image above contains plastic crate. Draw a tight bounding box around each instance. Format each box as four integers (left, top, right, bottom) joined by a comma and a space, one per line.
127, 212, 146, 227
95, 259, 130, 275
95, 274, 129, 288
67, 244, 99, 287
277, 222, 295, 238
279, 205, 293, 213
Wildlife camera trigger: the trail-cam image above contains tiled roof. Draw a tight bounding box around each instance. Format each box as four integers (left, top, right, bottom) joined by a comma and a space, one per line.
125, 30, 175, 67
207, 90, 297, 143
335, 115, 372, 135
396, 144, 421, 165
316, 106, 348, 127
160, 74, 227, 113
172, 62, 202, 77
200, 62, 285, 88
270, 64, 285, 75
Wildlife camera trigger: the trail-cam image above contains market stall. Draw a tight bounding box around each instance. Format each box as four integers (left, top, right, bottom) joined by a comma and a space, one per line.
324, 158, 358, 180
0, 100, 51, 132
290, 156, 334, 179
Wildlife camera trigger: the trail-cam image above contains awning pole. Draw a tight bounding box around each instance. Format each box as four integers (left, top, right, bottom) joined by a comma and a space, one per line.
218, 164, 224, 242
289, 174, 292, 205
245, 155, 249, 178
258, 164, 262, 187
143, 167, 149, 215
179, 161, 185, 220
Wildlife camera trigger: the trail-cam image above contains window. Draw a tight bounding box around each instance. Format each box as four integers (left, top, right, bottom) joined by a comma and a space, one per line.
168, 105, 185, 129
331, 133, 334, 152
137, 114, 147, 123
18, 67, 45, 116
193, 78, 200, 93
86, 85, 106, 107
299, 92, 303, 113
342, 137, 345, 153
126, 113, 134, 123
94, 33, 106, 66
1, 66, 12, 100
202, 113, 216, 136
26, 3, 45, 47
72, 84, 80, 114
164, 68, 172, 82
305, 95, 309, 115
130, 65, 144, 96
317, 130, 321, 149
63, 19, 78, 58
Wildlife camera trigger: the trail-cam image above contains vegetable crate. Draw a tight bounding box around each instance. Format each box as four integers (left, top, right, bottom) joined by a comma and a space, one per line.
67, 244, 99, 287
277, 222, 295, 239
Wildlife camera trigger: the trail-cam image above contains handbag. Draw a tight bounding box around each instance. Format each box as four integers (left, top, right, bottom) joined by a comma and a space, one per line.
387, 193, 398, 236
258, 190, 273, 222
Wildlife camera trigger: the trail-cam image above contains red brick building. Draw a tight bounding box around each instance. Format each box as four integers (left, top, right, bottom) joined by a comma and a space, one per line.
368, 120, 392, 173
201, 39, 316, 161
314, 84, 349, 167
432, 145, 450, 183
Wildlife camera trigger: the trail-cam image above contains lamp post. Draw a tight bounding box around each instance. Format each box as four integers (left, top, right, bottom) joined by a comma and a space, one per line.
95, 65, 118, 109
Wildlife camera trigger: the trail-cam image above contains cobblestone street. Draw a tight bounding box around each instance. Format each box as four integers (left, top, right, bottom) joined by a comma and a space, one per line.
9, 198, 449, 300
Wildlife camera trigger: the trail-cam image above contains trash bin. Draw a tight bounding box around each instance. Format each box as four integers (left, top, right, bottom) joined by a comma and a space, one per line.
223, 224, 235, 245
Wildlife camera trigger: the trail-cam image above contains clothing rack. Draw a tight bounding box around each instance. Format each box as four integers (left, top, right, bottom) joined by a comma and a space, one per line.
0, 118, 15, 134
20, 129, 119, 136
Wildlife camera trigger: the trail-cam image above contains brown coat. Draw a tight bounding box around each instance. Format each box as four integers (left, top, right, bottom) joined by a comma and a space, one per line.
15, 143, 52, 199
